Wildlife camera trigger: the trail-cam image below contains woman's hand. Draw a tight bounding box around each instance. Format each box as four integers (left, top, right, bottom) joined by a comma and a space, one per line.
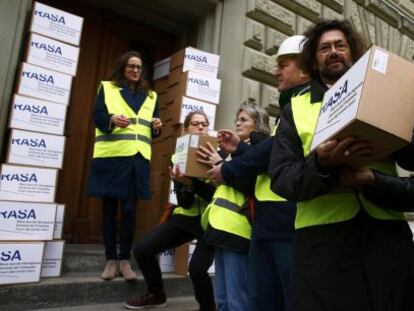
111, 114, 130, 128
197, 142, 222, 167
169, 165, 193, 185
217, 129, 240, 154
152, 118, 163, 130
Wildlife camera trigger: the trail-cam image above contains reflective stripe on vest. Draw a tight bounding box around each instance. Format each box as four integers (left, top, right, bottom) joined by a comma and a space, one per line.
254, 125, 286, 202
291, 92, 405, 229
201, 185, 251, 240
93, 81, 157, 160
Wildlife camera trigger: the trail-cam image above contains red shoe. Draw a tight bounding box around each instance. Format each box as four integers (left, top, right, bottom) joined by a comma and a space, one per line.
125, 293, 167, 309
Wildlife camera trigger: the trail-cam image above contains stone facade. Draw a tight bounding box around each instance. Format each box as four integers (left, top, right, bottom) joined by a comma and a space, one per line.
232, 0, 414, 118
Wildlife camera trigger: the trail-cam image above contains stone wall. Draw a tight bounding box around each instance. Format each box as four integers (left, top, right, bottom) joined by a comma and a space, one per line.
237, 0, 414, 117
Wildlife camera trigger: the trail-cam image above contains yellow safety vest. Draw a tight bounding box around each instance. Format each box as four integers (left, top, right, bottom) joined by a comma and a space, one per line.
93, 81, 157, 160
255, 125, 286, 202
170, 154, 209, 217
291, 91, 405, 229
201, 184, 251, 240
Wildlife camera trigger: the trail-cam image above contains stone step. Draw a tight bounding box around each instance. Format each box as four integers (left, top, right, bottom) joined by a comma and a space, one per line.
63, 244, 136, 273
28, 297, 198, 311
0, 271, 193, 311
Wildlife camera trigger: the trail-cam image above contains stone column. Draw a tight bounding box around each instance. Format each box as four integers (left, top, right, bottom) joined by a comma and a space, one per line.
0, 0, 32, 156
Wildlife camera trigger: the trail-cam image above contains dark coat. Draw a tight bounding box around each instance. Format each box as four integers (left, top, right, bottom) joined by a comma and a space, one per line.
87, 84, 160, 200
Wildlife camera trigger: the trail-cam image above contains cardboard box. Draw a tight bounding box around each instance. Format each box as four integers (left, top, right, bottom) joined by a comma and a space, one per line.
0, 201, 57, 240
311, 46, 414, 158
175, 241, 215, 276
25, 33, 80, 76
41, 240, 65, 277
30, 1, 84, 46
17, 63, 73, 105
173, 134, 217, 178
166, 96, 216, 130
7, 129, 66, 169
53, 204, 65, 239
0, 164, 58, 203
153, 77, 169, 95
0, 242, 45, 285
170, 47, 220, 78
9, 94, 67, 135
167, 71, 221, 105
153, 57, 170, 80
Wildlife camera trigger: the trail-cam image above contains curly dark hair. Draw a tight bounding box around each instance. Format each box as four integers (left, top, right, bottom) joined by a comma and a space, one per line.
300, 19, 367, 78
109, 51, 152, 97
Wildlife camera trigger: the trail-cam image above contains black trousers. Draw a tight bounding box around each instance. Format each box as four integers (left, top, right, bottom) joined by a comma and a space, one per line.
102, 197, 135, 260
291, 210, 414, 311
134, 218, 216, 310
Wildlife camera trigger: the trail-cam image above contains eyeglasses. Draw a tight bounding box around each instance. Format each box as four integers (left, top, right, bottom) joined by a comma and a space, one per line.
126, 64, 143, 72
189, 121, 209, 127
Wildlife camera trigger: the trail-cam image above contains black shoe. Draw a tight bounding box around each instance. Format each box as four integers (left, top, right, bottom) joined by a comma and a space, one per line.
125, 293, 167, 309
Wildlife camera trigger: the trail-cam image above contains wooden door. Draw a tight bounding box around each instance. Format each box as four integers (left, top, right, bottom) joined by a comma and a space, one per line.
41, 0, 175, 243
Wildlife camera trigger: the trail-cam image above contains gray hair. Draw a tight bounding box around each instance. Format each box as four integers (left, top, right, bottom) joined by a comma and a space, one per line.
237, 100, 271, 136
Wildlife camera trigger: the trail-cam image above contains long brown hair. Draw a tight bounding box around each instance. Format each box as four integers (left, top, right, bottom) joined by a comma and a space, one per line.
109, 51, 152, 96
300, 19, 367, 78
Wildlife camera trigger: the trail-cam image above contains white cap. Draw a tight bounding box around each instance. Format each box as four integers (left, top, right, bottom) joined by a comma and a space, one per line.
276, 35, 306, 59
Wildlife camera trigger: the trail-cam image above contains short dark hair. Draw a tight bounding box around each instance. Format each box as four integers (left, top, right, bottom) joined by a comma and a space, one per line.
300, 19, 367, 78
109, 51, 152, 96
183, 111, 209, 129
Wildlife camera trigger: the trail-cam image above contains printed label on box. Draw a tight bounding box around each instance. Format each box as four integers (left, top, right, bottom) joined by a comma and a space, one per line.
27, 33, 80, 76
0, 242, 44, 285
174, 135, 190, 173
180, 97, 216, 130
159, 249, 175, 273
311, 51, 370, 150
0, 201, 56, 241
168, 181, 177, 205
41, 240, 64, 277
30, 1, 83, 46
10, 95, 67, 135
372, 49, 389, 74
8, 129, 65, 169
18, 63, 72, 105
0, 164, 57, 203
186, 71, 221, 104
182, 48, 220, 78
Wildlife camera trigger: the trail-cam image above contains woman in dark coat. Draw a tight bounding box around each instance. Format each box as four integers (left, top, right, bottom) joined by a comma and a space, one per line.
87, 51, 162, 281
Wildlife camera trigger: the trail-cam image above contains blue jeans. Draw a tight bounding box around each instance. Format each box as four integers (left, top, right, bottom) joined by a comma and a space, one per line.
215, 247, 248, 311
248, 238, 293, 311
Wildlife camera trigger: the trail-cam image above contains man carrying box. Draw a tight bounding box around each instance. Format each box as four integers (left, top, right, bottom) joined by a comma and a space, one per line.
268, 19, 414, 311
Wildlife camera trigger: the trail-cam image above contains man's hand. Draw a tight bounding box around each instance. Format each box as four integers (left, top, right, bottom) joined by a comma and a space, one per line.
207, 163, 224, 186
340, 166, 375, 187
316, 136, 372, 169
218, 129, 240, 154
111, 114, 130, 128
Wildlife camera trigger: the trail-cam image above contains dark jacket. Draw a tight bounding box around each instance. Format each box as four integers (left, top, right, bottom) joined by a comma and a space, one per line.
87, 85, 160, 200
268, 77, 414, 206
363, 173, 414, 212
220, 83, 311, 240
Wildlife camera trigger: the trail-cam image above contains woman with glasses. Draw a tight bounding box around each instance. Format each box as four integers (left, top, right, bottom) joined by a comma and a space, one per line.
198, 103, 271, 311
125, 111, 219, 310
87, 51, 162, 281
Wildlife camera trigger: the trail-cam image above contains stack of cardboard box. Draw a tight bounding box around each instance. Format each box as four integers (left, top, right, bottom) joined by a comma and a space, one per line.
151, 47, 220, 274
